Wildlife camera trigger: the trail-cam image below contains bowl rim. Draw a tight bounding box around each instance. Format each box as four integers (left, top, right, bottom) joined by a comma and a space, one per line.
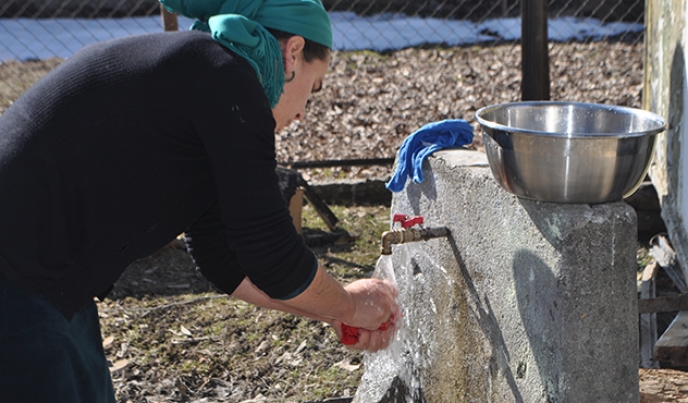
475, 101, 667, 139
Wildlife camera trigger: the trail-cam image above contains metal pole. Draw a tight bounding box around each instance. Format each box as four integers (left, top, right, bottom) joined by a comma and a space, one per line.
160, 4, 178, 32
521, 0, 550, 100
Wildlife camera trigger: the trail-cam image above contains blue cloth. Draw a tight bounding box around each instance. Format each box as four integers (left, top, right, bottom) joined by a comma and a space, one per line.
386, 119, 474, 192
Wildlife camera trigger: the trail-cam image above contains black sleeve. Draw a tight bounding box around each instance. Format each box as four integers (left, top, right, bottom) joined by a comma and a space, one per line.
187, 55, 318, 300
184, 201, 245, 295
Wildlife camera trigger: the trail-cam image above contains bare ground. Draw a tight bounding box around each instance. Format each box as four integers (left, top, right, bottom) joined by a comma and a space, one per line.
2, 40, 685, 402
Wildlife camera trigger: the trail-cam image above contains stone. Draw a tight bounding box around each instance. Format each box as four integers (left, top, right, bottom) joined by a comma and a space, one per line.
355, 149, 639, 403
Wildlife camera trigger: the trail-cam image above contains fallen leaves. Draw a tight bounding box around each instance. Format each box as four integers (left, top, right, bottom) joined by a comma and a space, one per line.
333, 359, 361, 372
276, 41, 645, 184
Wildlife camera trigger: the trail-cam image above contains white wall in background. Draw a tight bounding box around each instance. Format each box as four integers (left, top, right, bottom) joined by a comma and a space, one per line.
644, 0, 688, 278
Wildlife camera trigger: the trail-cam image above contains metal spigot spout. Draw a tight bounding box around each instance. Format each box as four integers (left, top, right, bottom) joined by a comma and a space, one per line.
380, 226, 449, 255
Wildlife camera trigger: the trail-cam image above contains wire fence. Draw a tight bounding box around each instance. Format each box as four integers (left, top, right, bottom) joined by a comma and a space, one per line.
0, 0, 646, 132
0, 0, 645, 62
0, 0, 646, 21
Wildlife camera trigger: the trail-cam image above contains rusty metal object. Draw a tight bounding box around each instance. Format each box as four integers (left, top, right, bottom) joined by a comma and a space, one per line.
380, 226, 449, 255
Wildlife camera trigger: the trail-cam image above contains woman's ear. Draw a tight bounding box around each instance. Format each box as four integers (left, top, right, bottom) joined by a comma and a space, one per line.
281, 35, 306, 78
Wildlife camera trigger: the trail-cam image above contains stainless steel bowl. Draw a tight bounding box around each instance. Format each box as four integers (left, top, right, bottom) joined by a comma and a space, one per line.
475, 101, 666, 204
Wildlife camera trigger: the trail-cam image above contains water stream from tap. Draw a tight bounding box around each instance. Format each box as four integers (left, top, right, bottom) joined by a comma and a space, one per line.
354, 243, 452, 403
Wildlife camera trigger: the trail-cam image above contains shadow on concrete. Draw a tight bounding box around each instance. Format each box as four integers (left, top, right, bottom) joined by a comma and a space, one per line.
512, 249, 563, 402
446, 231, 526, 403
404, 165, 439, 217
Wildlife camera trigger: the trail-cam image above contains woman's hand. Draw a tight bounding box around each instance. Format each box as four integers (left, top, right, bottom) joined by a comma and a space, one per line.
332, 278, 400, 352
343, 278, 398, 330
234, 267, 400, 353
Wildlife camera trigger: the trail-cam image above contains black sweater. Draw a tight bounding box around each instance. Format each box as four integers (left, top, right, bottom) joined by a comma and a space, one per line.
0, 30, 317, 319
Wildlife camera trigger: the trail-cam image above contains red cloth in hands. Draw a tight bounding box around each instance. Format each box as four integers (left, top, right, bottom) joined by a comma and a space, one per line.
340, 324, 360, 345
339, 313, 396, 345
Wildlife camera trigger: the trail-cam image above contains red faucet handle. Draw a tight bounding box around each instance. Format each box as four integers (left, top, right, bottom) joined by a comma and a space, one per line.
393, 214, 408, 223
401, 216, 424, 228
392, 214, 424, 228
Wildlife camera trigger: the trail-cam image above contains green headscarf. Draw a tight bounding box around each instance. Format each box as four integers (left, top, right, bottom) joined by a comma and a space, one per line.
159, 0, 332, 108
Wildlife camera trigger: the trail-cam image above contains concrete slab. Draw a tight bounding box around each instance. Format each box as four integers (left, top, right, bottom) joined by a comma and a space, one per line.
354, 149, 639, 403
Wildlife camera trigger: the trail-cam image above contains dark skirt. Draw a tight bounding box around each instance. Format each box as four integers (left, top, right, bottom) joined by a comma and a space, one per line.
0, 270, 116, 403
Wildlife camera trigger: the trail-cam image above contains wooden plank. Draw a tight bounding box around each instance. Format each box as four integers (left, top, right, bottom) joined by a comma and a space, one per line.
638, 293, 688, 314
303, 230, 353, 248
639, 261, 660, 368
654, 311, 688, 366
304, 397, 352, 403
289, 188, 304, 234
160, 4, 178, 32
301, 183, 339, 231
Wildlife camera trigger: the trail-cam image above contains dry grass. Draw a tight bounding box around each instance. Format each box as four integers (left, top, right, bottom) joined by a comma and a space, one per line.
100, 204, 389, 402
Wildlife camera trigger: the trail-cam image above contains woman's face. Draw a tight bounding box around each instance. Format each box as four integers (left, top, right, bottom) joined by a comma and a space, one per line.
272, 37, 330, 133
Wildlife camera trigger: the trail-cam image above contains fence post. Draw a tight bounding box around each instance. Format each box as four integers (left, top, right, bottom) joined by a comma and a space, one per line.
160, 4, 178, 32
521, 0, 550, 101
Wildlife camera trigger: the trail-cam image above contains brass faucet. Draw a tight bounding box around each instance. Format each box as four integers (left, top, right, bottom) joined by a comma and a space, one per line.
380, 226, 449, 255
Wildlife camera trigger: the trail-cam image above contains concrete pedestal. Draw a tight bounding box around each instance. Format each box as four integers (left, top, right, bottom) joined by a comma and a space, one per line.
354, 149, 639, 403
